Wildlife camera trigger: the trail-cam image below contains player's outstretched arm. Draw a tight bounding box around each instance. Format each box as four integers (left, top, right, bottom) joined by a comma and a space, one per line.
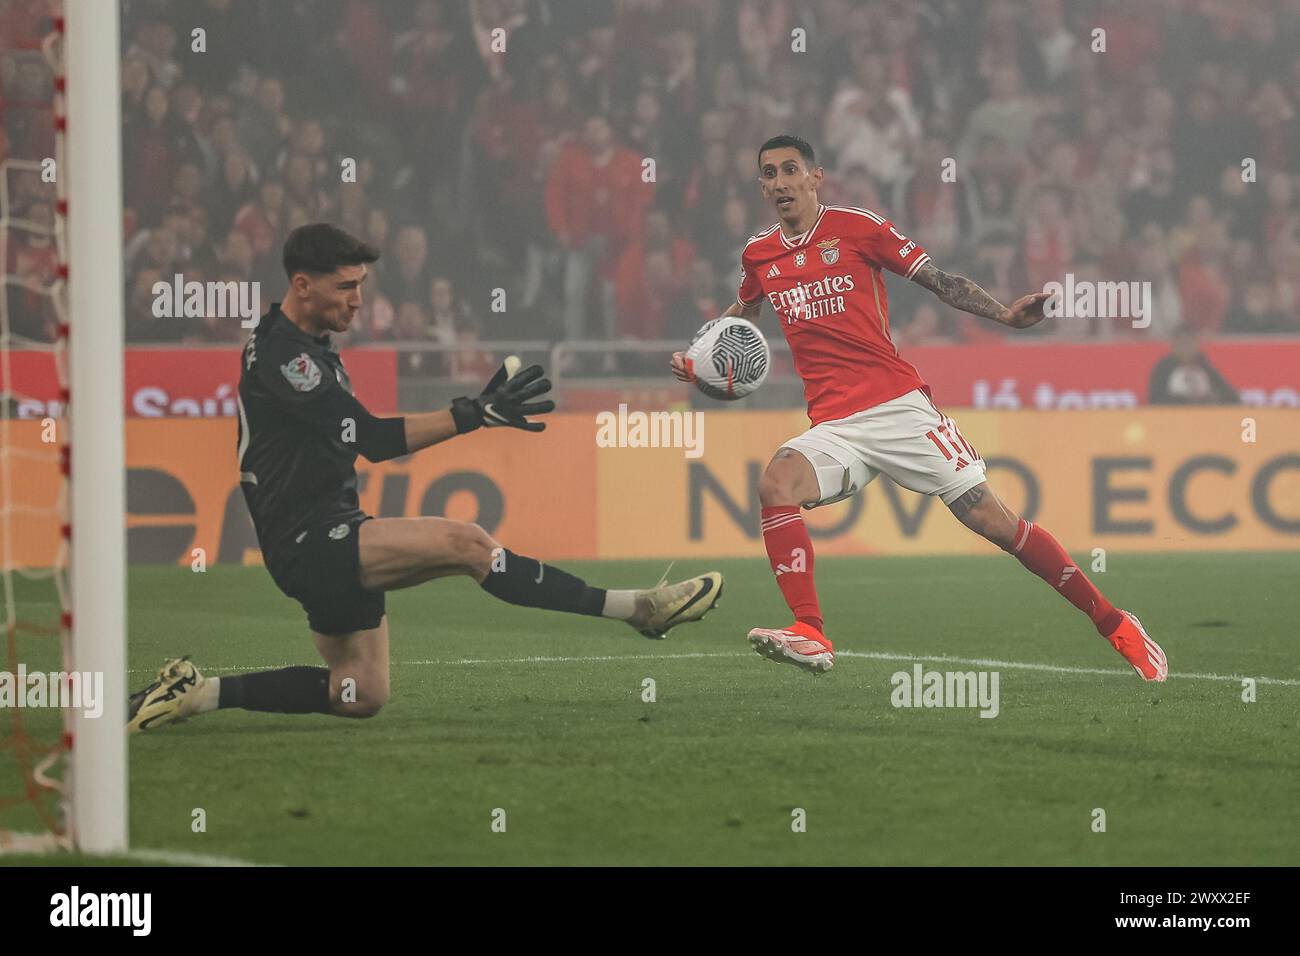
912, 261, 1050, 330
254, 340, 551, 461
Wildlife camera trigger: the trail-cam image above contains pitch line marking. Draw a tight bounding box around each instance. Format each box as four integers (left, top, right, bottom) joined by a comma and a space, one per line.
836, 651, 1300, 686
123, 847, 271, 867
0, 847, 272, 867
130, 651, 1300, 687
407, 652, 738, 666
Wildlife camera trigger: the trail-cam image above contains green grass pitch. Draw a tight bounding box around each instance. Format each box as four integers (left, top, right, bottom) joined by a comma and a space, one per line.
3, 552, 1298, 865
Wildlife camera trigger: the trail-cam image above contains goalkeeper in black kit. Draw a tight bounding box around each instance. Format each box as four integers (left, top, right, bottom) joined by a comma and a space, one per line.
129, 223, 722, 731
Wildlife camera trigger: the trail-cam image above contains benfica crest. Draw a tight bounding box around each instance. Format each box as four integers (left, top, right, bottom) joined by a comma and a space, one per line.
280, 352, 322, 392
794, 251, 806, 268
818, 238, 841, 265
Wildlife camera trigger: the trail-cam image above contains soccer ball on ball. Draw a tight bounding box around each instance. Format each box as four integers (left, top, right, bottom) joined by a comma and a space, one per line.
684, 316, 771, 401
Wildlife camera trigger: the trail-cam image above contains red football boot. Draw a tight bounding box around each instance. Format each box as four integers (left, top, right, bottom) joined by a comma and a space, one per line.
1104, 611, 1168, 682
747, 621, 834, 674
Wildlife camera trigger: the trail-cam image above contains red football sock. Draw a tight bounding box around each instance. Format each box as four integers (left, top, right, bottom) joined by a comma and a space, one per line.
761, 506, 824, 634
1007, 519, 1124, 635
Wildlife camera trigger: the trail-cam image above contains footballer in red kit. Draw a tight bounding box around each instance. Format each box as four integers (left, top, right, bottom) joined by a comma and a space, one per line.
671, 135, 1167, 682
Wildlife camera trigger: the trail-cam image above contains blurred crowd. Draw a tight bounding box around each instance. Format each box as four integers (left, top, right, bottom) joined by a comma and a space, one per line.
2, 0, 1299, 353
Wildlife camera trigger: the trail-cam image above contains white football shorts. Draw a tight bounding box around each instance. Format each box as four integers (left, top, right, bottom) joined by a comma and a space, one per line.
781, 389, 987, 507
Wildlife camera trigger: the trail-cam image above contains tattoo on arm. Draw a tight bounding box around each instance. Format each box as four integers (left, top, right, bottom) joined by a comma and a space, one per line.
913, 262, 1006, 323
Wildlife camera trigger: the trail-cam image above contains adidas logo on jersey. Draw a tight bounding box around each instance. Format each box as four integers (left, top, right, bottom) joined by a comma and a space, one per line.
767, 264, 781, 278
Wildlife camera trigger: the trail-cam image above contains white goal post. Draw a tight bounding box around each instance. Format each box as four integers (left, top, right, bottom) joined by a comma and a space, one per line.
66, 0, 127, 854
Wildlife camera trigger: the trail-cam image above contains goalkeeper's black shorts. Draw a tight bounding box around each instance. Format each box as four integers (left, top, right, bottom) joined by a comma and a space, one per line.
264, 511, 385, 635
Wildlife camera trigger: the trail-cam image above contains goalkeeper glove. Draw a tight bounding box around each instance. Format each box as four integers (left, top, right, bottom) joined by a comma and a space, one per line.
450, 357, 555, 433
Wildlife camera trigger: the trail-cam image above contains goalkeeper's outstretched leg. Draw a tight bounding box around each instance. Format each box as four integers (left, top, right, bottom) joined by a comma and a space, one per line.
355, 516, 722, 639
128, 516, 723, 731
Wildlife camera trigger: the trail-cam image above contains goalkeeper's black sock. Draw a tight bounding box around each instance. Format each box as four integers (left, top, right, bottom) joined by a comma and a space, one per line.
217, 666, 331, 714
479, 549, 606, 617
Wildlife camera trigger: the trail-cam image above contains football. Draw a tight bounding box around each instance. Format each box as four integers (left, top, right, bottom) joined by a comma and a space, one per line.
684, 316, 771, 401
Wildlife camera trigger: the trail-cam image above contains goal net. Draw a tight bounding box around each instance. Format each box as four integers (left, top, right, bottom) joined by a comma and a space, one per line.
0, 0, 126, 856
0, 0, 71, 854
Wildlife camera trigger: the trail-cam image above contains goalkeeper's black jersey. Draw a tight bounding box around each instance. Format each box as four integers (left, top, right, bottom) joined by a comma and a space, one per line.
236, 305, 370, 556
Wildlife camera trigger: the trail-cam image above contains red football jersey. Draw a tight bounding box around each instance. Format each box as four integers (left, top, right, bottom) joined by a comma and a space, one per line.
737, 204, 932, 424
